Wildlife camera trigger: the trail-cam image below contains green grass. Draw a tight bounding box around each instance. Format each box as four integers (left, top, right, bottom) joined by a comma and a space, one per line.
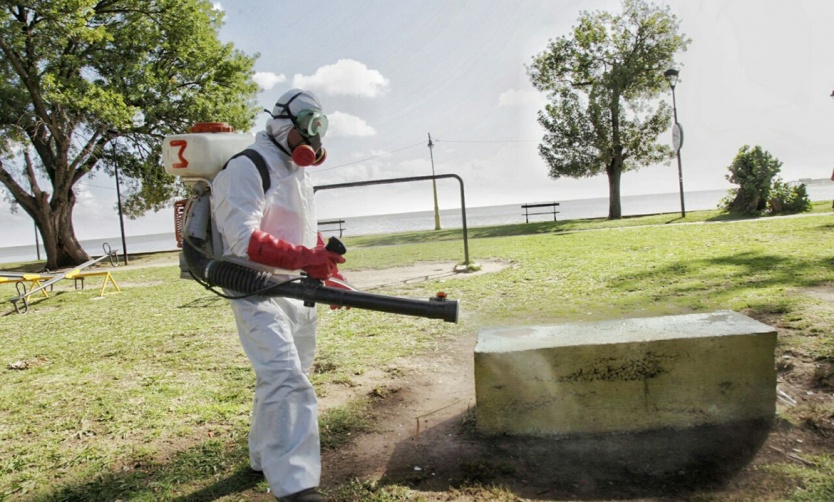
769, 454, 834, 501
325, 478, 421, 502
319, 398, 375, 450
341, 199, 833, 251
1, 203, 833, 500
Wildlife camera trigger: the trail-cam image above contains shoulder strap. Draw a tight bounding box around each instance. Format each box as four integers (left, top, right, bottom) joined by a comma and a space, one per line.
221, 149, 271, 193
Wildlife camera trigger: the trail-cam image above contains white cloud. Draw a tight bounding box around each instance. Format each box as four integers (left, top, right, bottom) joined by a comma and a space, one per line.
211, 2, 223, 11
292, 59, 390, 98
327, 111, 376, 137
253, 71, 287, 90
498, 89, 544, 107
72, 182, 111, 214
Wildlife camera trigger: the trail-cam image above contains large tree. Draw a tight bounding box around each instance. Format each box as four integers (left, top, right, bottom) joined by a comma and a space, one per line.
0, 0, 259, 268
528, 0, 689, 219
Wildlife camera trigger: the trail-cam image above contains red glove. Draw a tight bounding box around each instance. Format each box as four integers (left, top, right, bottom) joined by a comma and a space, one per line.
247, 229, 345, 280
324, 271, 351, 310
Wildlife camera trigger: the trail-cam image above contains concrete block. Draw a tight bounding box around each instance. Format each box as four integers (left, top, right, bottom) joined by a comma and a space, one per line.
474, 311, 777, 436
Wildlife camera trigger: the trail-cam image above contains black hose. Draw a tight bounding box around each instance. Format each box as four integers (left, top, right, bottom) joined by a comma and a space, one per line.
183, 240, 459, 323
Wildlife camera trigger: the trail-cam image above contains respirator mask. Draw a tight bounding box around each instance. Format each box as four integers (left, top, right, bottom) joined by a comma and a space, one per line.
268, 92, 328, 167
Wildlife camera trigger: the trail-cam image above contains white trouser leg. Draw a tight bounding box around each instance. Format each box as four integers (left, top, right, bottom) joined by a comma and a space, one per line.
229, 296, 320, 497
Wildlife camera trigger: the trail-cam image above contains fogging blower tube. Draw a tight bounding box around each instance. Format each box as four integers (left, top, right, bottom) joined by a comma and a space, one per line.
182, 240, 459, 323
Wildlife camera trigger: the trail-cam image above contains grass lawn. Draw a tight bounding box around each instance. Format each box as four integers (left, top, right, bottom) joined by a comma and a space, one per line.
1, 201, 832, 501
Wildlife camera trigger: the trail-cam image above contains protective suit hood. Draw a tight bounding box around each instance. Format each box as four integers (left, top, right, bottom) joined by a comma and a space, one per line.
265, 89, 325, 154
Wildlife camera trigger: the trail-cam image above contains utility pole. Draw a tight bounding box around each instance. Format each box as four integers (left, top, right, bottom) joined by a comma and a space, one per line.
427, 133, 441, 230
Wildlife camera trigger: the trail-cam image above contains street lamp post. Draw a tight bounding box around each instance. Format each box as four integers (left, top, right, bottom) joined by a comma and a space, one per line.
34, 221, 41, 260
427, 133, 441, 230
664, 68, 686, 218
112, 142, 129, 265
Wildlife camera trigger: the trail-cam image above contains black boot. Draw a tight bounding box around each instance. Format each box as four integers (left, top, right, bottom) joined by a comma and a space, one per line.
276, 487, 325, 502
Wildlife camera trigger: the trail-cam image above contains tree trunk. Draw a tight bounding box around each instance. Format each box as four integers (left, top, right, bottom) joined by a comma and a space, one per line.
607, 92, 624, 220
33, 191, 91, 270
607, 163, 623, 220
729, 192, 761, 214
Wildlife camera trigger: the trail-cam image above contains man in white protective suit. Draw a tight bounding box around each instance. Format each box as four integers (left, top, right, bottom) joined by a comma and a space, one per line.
210, 89, 346, 502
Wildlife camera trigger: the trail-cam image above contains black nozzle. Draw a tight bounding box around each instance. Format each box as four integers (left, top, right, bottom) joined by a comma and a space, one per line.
326, 236, 347, 255
183, 240, 457, 322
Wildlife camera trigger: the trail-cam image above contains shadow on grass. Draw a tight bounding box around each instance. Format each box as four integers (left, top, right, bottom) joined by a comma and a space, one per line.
1, 290, 72, 317
31, 437, 263, 502
346, 219, 603, 247
343, 209, 776, 248
178, 295, 227, 309
33, 402, 363, 501
608, 249, 832, 314
171, 466, 265, 502
372, 410, 771, 501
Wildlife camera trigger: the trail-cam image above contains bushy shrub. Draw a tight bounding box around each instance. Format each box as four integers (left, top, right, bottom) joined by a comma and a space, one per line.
767, 179, 812, 214
718, 189, 739, 212
718, 145, 811, 216
722, 145, 781, 214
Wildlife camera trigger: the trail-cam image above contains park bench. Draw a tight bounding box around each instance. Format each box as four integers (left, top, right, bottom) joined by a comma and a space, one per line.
521, 202, 560, 223
318, 219, 346, 238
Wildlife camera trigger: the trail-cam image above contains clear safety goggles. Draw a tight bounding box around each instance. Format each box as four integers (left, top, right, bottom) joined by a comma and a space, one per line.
294, 109, 328, 139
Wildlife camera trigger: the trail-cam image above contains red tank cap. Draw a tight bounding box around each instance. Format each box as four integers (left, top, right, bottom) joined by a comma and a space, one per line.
189, 122, 234, 133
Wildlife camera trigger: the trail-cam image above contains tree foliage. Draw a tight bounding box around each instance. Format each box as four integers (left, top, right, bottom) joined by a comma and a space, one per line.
0, 0, 259, 267
719, 145, 811, 215
528, 0, 689, 219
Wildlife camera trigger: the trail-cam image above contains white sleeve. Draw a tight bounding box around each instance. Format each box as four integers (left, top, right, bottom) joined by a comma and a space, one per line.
210, 157, 265, 258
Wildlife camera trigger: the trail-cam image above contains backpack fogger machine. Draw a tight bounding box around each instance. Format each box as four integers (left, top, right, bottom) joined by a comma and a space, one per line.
162, 122, 459, 323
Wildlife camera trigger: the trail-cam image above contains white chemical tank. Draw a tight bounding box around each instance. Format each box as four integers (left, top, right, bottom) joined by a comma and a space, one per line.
162, 122, 254, 185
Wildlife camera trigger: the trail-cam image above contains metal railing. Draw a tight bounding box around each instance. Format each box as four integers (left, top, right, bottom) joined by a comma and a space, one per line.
314, 174, 470, 265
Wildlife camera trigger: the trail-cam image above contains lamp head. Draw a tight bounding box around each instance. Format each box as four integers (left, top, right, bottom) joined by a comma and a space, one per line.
664, 68, 680, 89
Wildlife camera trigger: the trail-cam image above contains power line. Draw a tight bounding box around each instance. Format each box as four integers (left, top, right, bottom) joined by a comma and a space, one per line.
314, 137, 538, 173
76, 181, 117, 191
314, 141, 425, 172
434, 139, 538, 143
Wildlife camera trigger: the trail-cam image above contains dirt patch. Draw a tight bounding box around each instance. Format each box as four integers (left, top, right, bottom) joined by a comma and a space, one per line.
800, 284, 834, 303
318, 306, 834, 501
95, 255, 512, 291
344, 259, 512, 291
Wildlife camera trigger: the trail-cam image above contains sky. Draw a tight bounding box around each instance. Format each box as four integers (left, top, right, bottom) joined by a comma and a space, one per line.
4, 0, 834, 246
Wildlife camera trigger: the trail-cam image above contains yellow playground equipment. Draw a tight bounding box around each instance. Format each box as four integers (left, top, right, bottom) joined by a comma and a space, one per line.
2, 245, 121, 314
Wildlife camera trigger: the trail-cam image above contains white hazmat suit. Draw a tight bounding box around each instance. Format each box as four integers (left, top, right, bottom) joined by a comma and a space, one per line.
210, 89, 339, 499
